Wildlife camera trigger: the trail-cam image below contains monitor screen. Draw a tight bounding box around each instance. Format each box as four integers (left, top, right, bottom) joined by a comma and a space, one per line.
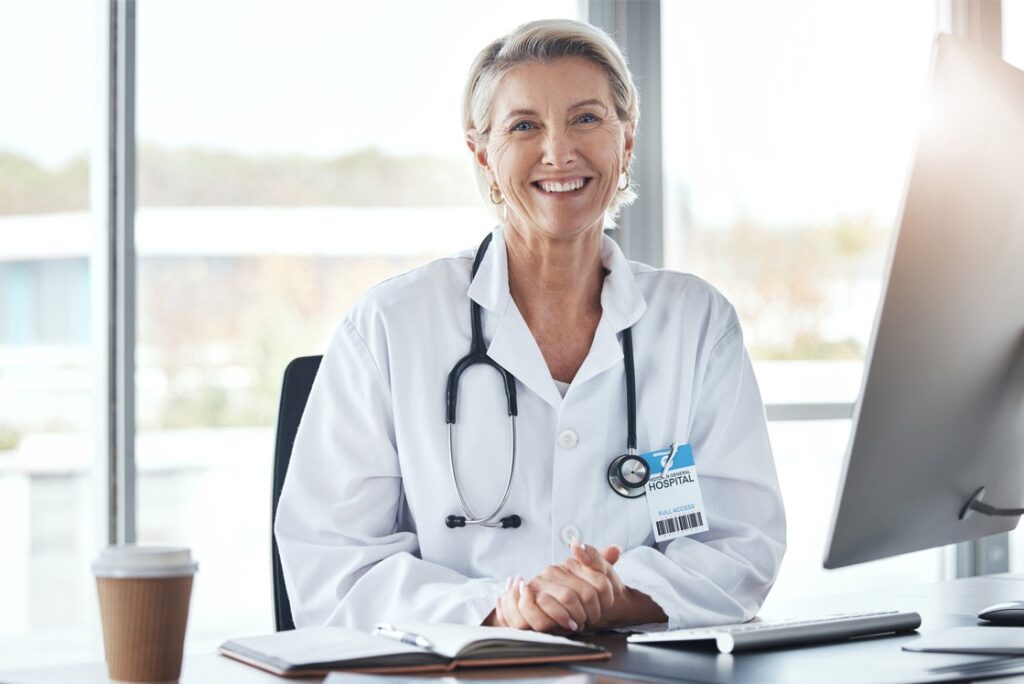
824, 34, 1024, 569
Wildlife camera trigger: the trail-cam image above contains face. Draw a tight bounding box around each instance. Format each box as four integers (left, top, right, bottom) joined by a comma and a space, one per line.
470, 57, 635, 242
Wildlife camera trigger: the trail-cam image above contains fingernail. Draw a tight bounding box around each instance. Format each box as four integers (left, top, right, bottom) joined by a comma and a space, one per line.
568, 619, 579, 631
581, 542, 589, 552
518, 579, 527, 594
505, 576, 512, 591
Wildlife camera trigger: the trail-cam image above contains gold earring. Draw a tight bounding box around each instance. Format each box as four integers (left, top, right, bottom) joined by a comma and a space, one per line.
618, 171, 631, 191
489, 184, 504, 205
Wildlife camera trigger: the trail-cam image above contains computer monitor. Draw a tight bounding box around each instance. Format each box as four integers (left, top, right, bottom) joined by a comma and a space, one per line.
824, 34, 1024, 570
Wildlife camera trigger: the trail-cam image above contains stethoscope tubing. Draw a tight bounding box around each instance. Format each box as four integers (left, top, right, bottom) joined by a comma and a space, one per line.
447, 417, 518, 526
444, 232, 644, 529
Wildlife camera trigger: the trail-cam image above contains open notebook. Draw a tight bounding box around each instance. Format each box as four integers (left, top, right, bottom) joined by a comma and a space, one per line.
219, 623, 609, 676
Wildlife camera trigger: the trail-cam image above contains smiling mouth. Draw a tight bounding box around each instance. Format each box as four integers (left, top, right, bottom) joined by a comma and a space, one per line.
532, 177, 592, 194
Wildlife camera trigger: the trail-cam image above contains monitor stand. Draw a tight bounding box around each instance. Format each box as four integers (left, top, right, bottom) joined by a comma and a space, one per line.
958, 487, 1024, 625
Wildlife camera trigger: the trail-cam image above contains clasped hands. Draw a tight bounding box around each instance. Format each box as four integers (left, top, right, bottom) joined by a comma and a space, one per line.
484, 539, 655, 633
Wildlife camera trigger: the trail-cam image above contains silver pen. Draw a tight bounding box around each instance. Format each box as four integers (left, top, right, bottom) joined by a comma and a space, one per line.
373, 623, 434, 650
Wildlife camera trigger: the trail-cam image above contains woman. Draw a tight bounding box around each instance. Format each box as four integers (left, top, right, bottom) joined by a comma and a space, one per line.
275, 18, 785, 634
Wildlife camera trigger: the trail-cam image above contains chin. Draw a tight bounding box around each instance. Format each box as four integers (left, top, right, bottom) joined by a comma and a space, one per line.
533, 215, 606, 239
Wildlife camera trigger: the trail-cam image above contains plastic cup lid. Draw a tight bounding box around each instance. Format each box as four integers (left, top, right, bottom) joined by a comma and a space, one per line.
92, 545, 199, 578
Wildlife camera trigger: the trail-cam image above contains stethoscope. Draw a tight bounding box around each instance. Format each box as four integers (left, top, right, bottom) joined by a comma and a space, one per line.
444, 233, 650, 530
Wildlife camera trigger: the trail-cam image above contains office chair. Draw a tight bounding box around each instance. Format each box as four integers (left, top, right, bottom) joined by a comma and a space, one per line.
271, 354, 323, 632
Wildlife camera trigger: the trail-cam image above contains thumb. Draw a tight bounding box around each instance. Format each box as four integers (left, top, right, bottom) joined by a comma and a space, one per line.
602, 544, 622, 565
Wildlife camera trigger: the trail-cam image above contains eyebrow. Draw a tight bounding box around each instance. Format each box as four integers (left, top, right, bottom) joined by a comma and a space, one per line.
502, 99, 609, 121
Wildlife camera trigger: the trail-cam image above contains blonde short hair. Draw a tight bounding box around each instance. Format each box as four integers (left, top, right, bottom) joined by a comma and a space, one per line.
463, 19, 640, 223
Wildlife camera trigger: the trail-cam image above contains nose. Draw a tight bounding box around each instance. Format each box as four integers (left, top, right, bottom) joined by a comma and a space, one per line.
541, 127, 576, 167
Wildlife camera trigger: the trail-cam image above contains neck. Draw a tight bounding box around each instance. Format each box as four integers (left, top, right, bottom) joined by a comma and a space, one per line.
504, 221, 605, 324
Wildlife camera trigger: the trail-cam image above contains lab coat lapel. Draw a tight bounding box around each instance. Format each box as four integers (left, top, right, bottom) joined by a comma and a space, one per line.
573, 234, 648, 388
487, 304, 564, 410
468, 227, 563, 410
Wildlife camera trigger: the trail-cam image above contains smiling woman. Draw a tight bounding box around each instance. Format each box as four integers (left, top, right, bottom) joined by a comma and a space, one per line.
463, 20, 639, 228
470, 58, 633, 242
275, 18, 786, 637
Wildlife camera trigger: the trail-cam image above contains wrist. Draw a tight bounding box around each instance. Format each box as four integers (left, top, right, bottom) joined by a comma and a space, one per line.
603, 587, 668, 629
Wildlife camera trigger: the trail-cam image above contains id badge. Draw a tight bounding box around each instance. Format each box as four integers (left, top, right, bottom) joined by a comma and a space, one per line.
640, 443, 709, 542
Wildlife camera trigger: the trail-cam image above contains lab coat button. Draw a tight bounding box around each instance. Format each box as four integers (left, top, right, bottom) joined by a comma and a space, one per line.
560, 526, 581, 545
556, 429, 579, 450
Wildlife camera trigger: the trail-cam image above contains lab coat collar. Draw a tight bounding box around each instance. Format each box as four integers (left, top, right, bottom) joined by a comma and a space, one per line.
467, 225, 648, 409
598, 230, 648, 333
571, 232, 648, 390
466, 226, 513, 316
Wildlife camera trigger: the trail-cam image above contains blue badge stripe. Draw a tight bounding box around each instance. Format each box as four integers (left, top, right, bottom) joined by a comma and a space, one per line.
640, 443, 694, 473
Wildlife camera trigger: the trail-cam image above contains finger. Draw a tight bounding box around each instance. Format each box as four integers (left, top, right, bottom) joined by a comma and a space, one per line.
517, 579, 562, 633
563, 557, 616, 613
530, 581, 579, 632
571, 544, 626, 600
539, 565, 600, 627
563, 557, 614, 611
536, 572, 588, 627
602, 544, 622, 565
493, 594, 505, 627
494, 575, 513, 627
572, 540, 607, 571
533, 577, 585, 630
591, 547, 627, 599
501, 576, 529, 630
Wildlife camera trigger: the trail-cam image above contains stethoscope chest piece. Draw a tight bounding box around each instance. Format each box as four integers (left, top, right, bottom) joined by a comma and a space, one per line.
608, 453, 649, 498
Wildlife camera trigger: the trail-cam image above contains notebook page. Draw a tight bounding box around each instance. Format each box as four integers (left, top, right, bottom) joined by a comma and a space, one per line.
225, 626, 424, 667
393, 623, 593, 658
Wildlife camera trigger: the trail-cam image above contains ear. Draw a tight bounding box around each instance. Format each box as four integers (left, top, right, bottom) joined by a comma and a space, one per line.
622, 121, 637, 169
465, 130, 493, 180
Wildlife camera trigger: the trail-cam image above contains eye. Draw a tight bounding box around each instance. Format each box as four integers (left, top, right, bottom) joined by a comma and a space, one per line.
511, 120, 536, 132
576, 113, 601, 124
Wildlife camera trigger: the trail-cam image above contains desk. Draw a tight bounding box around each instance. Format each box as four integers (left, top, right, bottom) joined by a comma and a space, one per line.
2, 574, 1023, 684
577, 573, 1024, 684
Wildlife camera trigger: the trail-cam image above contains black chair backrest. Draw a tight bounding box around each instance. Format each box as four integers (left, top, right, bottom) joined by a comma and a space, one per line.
272, 354, 323, 631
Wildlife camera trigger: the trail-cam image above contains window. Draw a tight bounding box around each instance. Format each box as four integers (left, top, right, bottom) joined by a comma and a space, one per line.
1005, 0, 1024, 68
0, 0, 100, 668
661, 1, 945, 603
134, 0, 580, 652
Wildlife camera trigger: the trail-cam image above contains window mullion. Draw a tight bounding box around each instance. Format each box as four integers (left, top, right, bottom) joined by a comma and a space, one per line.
93, 0, 137, 547
589, 0, 664, 267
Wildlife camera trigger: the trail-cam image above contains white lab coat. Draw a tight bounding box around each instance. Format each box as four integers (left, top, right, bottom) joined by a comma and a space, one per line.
275, 226, 786, 632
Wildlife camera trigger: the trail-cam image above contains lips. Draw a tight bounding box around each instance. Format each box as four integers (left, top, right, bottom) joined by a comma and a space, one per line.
532, 177, 592, 194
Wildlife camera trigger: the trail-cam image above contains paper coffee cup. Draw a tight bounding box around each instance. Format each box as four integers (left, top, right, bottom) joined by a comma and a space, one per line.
93, 546, 198, 682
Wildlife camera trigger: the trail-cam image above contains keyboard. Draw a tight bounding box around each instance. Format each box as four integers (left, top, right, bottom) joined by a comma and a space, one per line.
627, 611, 922, 654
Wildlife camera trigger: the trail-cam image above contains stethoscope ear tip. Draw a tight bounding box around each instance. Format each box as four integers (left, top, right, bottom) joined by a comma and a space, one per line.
445, 515, 467, 528
501, 515, 522, 529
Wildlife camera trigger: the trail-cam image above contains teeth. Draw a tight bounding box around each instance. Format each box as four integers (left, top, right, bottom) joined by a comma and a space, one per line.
538, 178, 585, 193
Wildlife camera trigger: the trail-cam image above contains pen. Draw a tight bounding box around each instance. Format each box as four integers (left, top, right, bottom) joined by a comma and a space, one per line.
373, 624, 434, 651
